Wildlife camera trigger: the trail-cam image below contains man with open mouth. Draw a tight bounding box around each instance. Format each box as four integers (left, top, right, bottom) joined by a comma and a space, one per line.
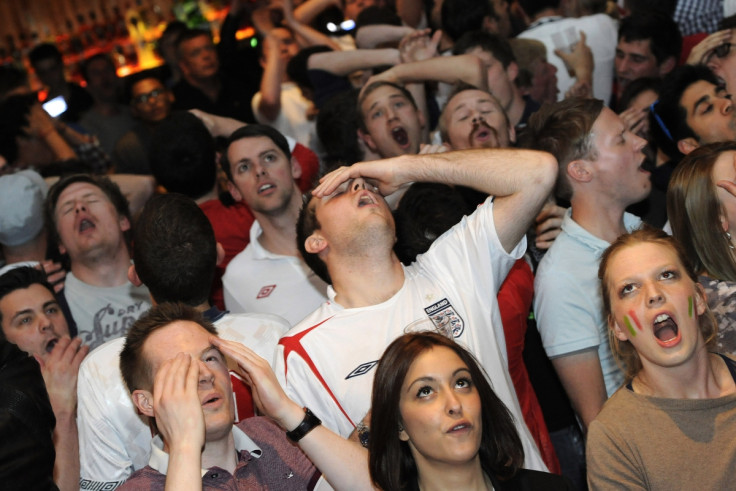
0, 266, 89, 491
528, 97, 651, 434
357, 81, 428, 160
220, 125, 328, 326
118, 303, 326, 490
45, 174, 151, 351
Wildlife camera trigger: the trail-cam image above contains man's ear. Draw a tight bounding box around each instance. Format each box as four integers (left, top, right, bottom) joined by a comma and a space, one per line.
128, 264, 143, 287
119, 215, 131, 233
178, 60, 190, 78
304, 232, 327, 255
658, 56, 676, 77
677, 137, 700, 156
132, 389, 155, 418
290, 156, 302, 180
418, 109, 426, 130
506, 61, 519, 83
215, 242, 226, 266
58, 242, 67, 256
358, 129, 378, 152
508, 124, 517, 145
567, 159, 593, 184
227, 180, 243, 202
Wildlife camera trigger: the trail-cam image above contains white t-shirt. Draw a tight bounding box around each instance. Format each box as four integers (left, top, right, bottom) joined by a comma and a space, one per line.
77, 311, 290, 489
518, 14, 618, 104
274, 198, 547, 471
223, 221, 328, 326
63, 271, 151, 351
251, 82, 319, 151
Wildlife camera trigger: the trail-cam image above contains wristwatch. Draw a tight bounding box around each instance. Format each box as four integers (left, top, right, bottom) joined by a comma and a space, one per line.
356, 421, 370, 448
286, 407, 322, 442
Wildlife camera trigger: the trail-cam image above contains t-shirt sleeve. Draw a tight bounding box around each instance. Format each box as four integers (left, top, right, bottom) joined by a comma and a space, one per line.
77, 357, 136, 489
533, 268, 601, 358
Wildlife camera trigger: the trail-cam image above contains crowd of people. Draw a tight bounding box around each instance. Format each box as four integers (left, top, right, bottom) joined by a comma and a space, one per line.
2, 0, 736, 489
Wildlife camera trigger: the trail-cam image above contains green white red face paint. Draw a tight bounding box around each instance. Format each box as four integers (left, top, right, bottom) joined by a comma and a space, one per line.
623, 310, 643, 337
688, 296, 694, 318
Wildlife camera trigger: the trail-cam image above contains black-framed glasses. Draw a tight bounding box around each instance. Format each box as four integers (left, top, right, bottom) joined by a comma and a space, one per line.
132, 88, 165, 105
706, 43, 733, 64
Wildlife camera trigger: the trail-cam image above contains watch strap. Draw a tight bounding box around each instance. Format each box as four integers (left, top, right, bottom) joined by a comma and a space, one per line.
286, 407, 322, 442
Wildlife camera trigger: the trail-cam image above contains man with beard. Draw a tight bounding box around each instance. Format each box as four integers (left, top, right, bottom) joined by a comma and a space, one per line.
452, 31, 546, 133
221, 125, 328, 325
439, 85, 515, 150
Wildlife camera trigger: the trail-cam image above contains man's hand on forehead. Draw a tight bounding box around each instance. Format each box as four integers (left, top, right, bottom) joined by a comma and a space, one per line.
153, 352, 205, 451
312, 159, 411, 199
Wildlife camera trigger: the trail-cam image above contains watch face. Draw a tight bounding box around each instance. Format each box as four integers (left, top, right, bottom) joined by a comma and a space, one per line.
359, 428, 370, 448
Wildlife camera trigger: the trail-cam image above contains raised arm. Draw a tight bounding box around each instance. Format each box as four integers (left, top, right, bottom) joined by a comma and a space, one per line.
293, 0, 341, 25
257, 28, 290, 122
212, 337, 374, 490
313, 148, 557, 252
308, 48, 400, 76
355, 24, 415, 49
279, 0, 342, 51
368, 53, 487, 91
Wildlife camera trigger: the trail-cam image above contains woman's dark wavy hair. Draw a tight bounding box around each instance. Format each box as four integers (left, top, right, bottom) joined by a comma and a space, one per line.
369, 332, 523, 490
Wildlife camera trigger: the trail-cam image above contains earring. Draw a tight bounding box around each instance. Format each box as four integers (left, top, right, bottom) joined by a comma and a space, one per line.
726, 231, 735, 251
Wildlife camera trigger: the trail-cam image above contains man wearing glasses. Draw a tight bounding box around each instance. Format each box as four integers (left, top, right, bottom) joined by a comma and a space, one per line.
114, 76, 175, 175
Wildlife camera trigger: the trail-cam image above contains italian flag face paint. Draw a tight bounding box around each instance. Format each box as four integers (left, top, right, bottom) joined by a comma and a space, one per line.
628, 310, 643, 331
623, 315, 637, 337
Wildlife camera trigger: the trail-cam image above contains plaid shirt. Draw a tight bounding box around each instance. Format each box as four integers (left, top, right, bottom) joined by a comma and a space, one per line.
674, 0, 723, 36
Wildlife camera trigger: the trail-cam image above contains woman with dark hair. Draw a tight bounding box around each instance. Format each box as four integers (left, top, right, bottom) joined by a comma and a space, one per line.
667, 141, 736, 355
369, 331, 570, 490
588, 226, 736, 489
214, 329, 570, 490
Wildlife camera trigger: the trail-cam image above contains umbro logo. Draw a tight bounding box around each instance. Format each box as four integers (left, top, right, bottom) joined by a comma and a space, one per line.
345, 361, 378, 379
256, 285, 276, 299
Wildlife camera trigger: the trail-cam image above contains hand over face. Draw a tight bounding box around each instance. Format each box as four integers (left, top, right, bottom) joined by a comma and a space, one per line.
35, 336, 88, 416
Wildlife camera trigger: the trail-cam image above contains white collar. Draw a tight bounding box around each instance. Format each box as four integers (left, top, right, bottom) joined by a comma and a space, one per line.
148, 425, 262, 477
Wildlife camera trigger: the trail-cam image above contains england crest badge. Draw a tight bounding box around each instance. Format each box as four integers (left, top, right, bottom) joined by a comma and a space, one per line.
424, 298, 465, 338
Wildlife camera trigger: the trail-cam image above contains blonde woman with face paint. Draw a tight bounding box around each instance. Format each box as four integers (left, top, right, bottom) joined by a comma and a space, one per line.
587, 227, 736, 490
